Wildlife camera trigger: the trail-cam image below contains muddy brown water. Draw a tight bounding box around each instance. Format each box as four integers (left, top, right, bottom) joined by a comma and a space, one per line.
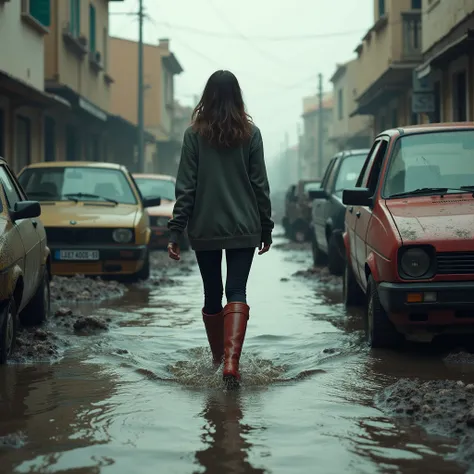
1, 231, 473, 473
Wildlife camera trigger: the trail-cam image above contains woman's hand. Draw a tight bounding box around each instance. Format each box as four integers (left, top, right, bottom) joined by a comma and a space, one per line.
258, 242, 271, 255
168, 242, 181, 261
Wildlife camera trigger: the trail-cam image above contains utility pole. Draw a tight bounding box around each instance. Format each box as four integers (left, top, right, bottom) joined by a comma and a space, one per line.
317, 73, 324, 179
297, 123, 301, 180
137, 0, 145, 172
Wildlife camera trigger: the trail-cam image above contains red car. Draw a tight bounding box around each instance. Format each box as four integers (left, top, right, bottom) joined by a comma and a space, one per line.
342, 123, 474, 348
133, 173, 189, 250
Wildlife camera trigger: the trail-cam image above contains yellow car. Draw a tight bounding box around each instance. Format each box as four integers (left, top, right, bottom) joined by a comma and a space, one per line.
0, 158, 51, 364
18, 162, 161, 281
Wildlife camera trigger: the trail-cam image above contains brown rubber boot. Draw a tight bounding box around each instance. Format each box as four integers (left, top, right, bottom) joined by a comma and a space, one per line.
202, 309, 224, 365
223, 302, 250, 389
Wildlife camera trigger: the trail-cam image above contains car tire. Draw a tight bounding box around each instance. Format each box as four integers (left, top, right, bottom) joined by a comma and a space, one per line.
366, 275, 402, 349
327, 233, 344, 276
343, 260, 364, 306
133, 249, 150, 281
311, 231, 327, 266
291, 220, 308, 243
20, 267, 51, 326
0, 297, 17, 365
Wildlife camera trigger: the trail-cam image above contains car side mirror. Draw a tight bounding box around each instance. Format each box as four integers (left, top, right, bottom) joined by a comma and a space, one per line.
11, 200, 41, 221
143, 196, 161, 208
342, 188, 373, 207
308, 189, 327, 200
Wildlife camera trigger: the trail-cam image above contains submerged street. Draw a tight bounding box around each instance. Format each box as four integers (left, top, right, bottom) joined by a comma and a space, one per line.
1, 230, 473, 473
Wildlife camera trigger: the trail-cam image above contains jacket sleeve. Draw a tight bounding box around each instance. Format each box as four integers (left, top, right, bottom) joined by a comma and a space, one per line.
168, 134, 197, 244
249, 128, 274, 245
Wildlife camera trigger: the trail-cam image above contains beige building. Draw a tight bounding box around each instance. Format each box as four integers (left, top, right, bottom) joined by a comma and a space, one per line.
351, 0, 423, 134
109, 37, 183, 175
329, 59, 373, 151
0, 0, 68, 172
416, 0, 474, 122
42, 0, 145, 166
301, 93, 336, 179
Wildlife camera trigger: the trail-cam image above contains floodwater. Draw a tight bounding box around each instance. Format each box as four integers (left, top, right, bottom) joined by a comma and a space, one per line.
0, 231, 471, 473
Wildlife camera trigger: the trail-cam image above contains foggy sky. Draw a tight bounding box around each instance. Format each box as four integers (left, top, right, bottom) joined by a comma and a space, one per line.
109, 0, 373, 160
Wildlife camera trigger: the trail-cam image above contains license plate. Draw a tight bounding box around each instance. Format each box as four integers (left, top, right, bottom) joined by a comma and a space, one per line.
154, 230, 164, 236
56, 250, 100, 261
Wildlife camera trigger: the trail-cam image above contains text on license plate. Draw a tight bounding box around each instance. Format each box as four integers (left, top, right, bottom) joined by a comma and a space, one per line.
56, 250, 100, 261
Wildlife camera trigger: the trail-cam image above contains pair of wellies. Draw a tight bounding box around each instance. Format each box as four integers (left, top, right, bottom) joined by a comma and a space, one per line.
202, 302, 249, 388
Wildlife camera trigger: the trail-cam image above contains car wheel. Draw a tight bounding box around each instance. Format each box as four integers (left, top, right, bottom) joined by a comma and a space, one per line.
366, 275, 402, 349
327, 233, 344, 276
20, 267, 51, 326
0, 297, 17, 364
343, 260, 364, 306
133, 249, 150, 281
311, 231, 327, 266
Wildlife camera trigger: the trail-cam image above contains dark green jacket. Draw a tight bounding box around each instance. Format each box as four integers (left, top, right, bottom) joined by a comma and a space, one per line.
168, 125, 274, 251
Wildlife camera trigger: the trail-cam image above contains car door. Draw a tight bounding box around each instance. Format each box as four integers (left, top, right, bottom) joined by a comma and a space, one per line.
0, 164, 41, 304
345, 141, 381, 284
313, 158, 337, 247
353, 138, 389, 290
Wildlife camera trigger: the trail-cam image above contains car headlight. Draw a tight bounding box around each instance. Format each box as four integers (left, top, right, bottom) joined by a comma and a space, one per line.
399, 247, 432, 278
112, 228, 133, 243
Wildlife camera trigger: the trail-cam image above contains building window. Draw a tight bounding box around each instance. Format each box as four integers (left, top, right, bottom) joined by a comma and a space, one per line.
70, 0, 80, 37
103, 27, 108, 70
411, 0, 421, 9
23, 0, 51, 27
391, 108, 397, 127
0, 109, 4, 157
378, 0, 385, 17
15, 116, 31, 174
89, 3, 96, 52
44, 117, 55, 162
337, 88, 343, 120
453, 71, 467, 121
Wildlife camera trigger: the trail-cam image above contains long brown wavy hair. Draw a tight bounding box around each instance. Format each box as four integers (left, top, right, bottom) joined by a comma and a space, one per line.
192, 70, 253, 148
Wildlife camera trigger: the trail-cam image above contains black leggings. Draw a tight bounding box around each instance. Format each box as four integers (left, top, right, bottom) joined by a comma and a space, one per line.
195, 248, 255, 314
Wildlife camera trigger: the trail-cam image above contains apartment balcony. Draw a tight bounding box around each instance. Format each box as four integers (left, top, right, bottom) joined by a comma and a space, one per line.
351, 11, 422, 117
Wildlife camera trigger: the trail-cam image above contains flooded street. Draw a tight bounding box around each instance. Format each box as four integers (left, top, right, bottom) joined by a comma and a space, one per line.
1, 231, 474, 473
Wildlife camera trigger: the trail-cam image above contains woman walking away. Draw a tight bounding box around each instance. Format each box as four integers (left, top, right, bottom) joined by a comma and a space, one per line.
167, 70, 274, 389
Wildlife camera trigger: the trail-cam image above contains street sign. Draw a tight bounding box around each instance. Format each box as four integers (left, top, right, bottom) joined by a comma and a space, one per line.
412, 69, 433, 92
412, 92, 435, 114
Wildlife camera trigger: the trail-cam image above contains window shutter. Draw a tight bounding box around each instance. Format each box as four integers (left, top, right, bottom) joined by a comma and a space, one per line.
29, 0, 51, 27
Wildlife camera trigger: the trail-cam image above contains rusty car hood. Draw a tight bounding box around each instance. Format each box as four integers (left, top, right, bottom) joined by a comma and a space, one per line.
146, 199, 175, 217
39, 201, 138, 227
385, 196, 474, 249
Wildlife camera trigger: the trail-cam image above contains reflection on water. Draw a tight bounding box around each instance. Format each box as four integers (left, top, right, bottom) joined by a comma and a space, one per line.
194, 390, 266, 474
0, 236, 470, 472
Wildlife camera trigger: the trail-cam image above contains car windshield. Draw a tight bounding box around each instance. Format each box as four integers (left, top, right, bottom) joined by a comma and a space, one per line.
18, 167, 137, 205
334, 154, 367, 194
135, 178, 175, 201
384, 130, 474, 198
303, 182, 320, 192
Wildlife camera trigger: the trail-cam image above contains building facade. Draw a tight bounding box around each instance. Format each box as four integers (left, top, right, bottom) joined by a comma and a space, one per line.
0, 0, 68, 172
329, 59, 373, 151
417, 0, 474, 122
43, 0, 124, 164
109, 37, 183, 175
301, 93, 335, 179
351, 0, 423, 134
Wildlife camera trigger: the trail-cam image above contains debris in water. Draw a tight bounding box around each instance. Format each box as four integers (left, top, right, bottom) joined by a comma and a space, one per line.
51, 275, 126, 302
73, 316, 109, 333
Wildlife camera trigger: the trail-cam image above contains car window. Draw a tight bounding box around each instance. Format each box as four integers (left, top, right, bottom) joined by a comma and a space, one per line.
383, 130, 474, 197
325, 159, 340, 192
320, 158, 337, 189
364, 140, 388, 192
357, 141, 381, 188
18, 167, 138, 205
135, 178, 175, 201
334, 154, 368, 195
0, 165, 22, 209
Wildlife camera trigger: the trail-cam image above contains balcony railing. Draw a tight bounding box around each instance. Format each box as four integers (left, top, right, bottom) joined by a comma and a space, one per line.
402, 12, 422, 59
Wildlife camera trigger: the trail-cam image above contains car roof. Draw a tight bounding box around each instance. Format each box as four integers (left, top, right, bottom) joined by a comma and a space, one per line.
132, 173, 176, 181
22, 161, 126, 170
336, 149, 370, 158
378, 122, 474, 137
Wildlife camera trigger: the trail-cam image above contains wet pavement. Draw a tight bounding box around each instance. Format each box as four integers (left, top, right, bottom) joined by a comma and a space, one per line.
1, 230, 474, 473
